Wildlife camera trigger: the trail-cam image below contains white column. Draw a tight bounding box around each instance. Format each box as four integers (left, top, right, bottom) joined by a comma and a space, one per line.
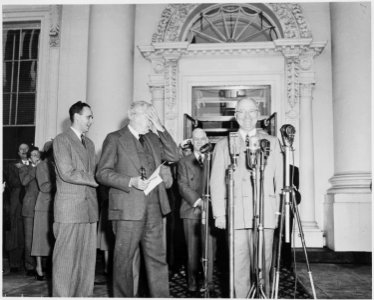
86, 4, 135, 156
325, 3, 371, 251
296, 81, 324, 247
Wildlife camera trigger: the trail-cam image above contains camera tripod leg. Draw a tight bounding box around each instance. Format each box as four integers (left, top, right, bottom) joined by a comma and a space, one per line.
290, 195, 317, 299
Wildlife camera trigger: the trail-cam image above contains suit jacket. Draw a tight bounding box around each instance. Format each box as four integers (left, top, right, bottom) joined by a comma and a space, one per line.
35, 159, 55, 212
19, 164, 39, 217
53, 128, 98, 223
210, 129, 283, 229
96, 125, 179, 221
6, 160, 25, 216
177, 153, 204, 220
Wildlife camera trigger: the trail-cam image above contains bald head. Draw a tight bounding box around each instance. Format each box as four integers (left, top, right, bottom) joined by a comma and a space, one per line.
192, 128, 208, 154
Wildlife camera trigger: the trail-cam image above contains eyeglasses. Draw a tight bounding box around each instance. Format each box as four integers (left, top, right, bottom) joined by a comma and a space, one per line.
235, 110, 258, 117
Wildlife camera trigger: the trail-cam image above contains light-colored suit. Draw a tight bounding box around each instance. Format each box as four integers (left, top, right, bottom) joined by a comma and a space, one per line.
52, 128, 98, 297
210, 129, 283, 297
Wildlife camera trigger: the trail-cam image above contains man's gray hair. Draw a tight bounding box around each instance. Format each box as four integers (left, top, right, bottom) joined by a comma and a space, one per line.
129, 101, 151, 116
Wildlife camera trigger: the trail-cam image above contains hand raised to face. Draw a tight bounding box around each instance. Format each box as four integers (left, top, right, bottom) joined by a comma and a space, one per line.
145, 106, 164, 132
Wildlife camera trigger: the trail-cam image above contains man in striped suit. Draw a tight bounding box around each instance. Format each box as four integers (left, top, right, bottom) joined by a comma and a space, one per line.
52, 101, 99, 297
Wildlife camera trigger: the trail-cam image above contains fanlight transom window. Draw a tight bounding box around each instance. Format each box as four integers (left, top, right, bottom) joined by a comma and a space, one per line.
186, 4, 279, 43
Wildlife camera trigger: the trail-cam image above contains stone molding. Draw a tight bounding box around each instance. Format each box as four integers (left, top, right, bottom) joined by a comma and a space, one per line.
49, 5, 62, 47
152, 3, 312, 43
138, 39, 326, 124
327, 172, 372, 194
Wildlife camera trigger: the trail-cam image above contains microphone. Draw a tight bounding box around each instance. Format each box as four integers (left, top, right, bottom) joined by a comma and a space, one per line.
280, 124, 296, 147
184, 114, 199, 128
260, 139, 271, 158
246, 135, 260, 169
200, 143, 212, 154
229, 132, 239, 167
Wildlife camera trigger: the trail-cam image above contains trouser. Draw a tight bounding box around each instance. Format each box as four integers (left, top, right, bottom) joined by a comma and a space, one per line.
52, 222, 97, 297
234, 228, 274, 298
23, 217, 35, 271
183, 218, 215, 292
112, 219, 170, 298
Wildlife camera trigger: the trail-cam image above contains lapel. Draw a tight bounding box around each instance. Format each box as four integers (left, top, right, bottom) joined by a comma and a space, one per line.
66, 128, 89, 171
184, 154, 200, 179
118, 126, 142, 169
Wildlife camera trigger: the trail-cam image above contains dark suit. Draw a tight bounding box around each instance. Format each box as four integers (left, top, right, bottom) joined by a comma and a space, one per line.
19, 164, 39, 271
52, 128, 98, 297
4, 161, 25, 269
31, 159, 55, 256
177, 153, 215, 292
96, 125, 179, 297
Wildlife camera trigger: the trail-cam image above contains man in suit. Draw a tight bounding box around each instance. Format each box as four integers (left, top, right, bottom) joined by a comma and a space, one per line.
19, 146, 41, 276
52, 101, 99, 297
5, 143, 29, 273
177, 128, 216, 297
210, 98, 283, 297
96, 101, 179, 297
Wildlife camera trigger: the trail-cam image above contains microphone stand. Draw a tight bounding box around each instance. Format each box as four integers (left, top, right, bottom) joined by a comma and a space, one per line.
227, 159, 235, 299
201, 150, 212, 298
248, 146, 268, 299
271, 125, 317, 299
227, 133, 239, 298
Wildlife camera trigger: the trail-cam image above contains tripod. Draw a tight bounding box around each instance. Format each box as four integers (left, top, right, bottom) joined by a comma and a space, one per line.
271, 125, 317, 299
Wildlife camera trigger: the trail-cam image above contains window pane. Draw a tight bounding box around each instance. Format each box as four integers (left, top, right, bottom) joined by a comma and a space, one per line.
3, 62, 12, 93
3, 30, 20, 61
16, 93, 35, 125
20, 29, 40, 60
19, 61, 37, 92
10, 93, 17, 125
3, 93, 11, 125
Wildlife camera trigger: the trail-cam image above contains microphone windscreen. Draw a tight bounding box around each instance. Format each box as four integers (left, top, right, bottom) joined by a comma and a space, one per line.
200, 143, 212, 154
249, 136, 260, 152
229, 132, 239, 156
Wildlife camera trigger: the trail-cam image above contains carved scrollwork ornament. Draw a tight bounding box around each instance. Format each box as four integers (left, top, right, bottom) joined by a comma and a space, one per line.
49, 5, 62, 47
154, 3, 312, 43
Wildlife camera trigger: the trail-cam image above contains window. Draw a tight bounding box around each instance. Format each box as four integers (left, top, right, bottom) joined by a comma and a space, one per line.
3, 22, 40, 160
186, 4, 279, 43
185, 85, 276, 143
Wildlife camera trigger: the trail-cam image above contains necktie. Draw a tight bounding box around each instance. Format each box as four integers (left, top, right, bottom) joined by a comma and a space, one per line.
198, 155, 204, 167
139, 134, 145, 147
81, 134, 86, 148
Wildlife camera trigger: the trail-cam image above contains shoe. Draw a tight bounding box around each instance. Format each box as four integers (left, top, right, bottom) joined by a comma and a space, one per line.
35, 273, 45, 281
186, 290, 201, 298
26, 270, 36, 276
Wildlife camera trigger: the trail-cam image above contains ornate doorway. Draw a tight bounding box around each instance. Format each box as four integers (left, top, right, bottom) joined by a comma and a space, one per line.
138, 3, 326, 247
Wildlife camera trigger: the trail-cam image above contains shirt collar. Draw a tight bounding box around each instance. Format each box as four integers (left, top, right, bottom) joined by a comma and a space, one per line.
194, 151, 204, 160
239, 128, 257, 141
128, 124, 141, 140
70, 127, 83, 141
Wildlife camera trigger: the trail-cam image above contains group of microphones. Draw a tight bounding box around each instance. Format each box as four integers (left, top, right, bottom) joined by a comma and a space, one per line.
228, 132, 271, 170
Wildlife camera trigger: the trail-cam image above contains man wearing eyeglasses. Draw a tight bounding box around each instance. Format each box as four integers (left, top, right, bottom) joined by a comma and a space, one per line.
210, 98, 283, 297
